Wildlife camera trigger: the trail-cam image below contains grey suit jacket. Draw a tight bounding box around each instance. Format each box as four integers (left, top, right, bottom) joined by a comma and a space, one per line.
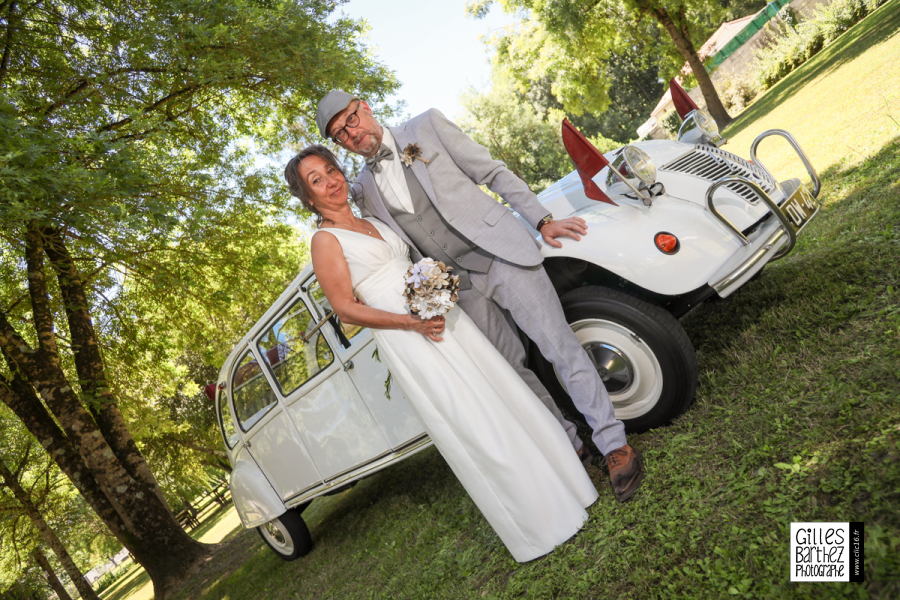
356, 109, 549, 267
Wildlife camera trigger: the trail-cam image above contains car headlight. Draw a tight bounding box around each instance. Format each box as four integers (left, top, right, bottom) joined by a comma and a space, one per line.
623, 145, 657, 185
677, 109, 725, 146
606, 145, 657, 191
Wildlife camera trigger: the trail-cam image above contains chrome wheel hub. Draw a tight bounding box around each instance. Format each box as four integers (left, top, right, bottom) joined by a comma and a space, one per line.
565, 319, 664, 420
262, 520, 294, 555
583, 341, 634, 393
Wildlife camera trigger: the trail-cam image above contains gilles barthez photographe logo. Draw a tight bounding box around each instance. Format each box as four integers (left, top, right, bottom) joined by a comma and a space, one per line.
790, 522, 864, 582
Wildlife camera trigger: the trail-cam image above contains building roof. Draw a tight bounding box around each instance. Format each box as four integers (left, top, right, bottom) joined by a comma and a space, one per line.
698, 13, 759, 60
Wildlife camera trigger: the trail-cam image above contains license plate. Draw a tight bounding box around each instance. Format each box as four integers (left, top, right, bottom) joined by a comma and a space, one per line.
780, 185, 819, 231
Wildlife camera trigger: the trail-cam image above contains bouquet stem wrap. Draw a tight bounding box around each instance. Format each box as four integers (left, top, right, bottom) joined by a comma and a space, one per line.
404, 258, 461, 319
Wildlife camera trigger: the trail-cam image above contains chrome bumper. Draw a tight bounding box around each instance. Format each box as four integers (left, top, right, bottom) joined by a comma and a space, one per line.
707, 130, 821, 297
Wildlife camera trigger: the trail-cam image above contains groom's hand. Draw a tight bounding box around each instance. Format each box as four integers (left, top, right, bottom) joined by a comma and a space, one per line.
540, 216, 588, 248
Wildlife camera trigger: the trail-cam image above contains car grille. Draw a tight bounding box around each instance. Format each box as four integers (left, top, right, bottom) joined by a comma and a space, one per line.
660, 145, 778, 203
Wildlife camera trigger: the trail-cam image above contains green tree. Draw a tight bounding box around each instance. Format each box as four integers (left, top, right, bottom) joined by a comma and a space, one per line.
461, 73, 620, 191
461, 74, 572, 191
0, 411, 98, 600
0, 460, 99, 600
0, 1, 395, 597
482, 12, 672, 142
472, 0, 735, 128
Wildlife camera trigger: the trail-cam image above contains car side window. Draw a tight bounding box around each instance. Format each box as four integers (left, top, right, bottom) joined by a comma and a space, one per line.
307, 279, 364, 341
216, 385, 239, 448
256, 299, 334, 396
231, 349, 276, 431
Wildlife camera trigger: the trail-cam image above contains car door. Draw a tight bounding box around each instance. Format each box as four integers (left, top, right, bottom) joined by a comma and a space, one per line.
254, 296, 395, 483
229, 340, 321, 501
305, 277, 427, 449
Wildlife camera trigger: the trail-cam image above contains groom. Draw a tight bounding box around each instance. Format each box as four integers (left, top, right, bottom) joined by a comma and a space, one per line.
313, 90, 643, 501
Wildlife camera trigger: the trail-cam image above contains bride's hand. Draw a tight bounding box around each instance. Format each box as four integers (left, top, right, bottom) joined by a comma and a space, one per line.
408, 315, 445, 341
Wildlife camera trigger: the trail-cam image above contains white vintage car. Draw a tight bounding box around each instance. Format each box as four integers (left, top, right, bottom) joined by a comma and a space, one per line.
213, 91, 821, 559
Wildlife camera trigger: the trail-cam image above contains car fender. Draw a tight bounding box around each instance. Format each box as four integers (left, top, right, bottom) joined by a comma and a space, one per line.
229, 449, 286, 529
541, 194, 747, 296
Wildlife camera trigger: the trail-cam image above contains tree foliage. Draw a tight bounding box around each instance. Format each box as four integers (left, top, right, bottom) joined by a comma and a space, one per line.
461, 72, 620, 192
0, 1, 396, 597
471, 0, 737, 127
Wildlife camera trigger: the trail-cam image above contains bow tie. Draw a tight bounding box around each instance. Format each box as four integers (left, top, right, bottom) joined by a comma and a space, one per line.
365, 145, 394, 173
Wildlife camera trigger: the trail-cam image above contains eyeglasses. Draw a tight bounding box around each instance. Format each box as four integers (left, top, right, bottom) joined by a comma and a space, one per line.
330, 102, 361, 144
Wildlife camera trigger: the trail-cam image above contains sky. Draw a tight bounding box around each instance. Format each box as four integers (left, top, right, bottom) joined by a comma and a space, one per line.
336, 1, 519, 121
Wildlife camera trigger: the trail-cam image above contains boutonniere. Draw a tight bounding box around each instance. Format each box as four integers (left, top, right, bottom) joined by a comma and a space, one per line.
400, 143, 433, 167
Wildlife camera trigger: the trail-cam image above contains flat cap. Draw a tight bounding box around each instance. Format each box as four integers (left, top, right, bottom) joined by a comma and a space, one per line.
316, 89, 355, 138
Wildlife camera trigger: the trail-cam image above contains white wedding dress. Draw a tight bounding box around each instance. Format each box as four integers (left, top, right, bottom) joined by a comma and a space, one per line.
315, 218, 598, 562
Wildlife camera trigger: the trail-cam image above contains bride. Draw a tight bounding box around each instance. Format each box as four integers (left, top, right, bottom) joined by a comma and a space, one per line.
288, 145, 598, 562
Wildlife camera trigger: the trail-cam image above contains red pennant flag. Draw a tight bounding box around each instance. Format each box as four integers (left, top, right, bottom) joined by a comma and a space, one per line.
561, 119, 615, 205
669, 78, 699, 119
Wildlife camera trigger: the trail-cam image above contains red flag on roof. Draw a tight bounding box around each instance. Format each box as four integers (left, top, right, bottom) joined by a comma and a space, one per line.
669, 78, 699, 119
561, 119, 615, 205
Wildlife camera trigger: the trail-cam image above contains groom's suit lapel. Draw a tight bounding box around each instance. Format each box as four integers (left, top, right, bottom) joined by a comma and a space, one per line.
392, 124, 438, 206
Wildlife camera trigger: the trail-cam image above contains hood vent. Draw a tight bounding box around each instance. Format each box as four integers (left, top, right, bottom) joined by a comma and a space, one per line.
661, 145, 778, 203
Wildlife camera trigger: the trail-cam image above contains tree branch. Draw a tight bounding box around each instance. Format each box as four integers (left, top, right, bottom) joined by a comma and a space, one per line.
0, 368, 132, 540
0, 1, 17, 84
98, 83, 200, 133
23, 223, 59, 359
42, 227, 166, 500
0, 308, 37, 378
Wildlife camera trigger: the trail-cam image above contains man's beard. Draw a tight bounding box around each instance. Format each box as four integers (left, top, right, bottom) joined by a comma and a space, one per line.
357, 134, 380, 157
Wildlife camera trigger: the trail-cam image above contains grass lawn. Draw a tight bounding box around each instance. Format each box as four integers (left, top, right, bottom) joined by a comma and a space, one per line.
725, 0, 900, 179
98, 501, 243, 600
115, 4, 899, 599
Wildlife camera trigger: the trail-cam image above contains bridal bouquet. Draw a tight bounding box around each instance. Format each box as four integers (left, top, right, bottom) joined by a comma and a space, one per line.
404, 258, 461, 319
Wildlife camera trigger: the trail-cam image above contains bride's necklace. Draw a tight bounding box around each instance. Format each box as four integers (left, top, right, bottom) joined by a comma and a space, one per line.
322, 217, 379, 238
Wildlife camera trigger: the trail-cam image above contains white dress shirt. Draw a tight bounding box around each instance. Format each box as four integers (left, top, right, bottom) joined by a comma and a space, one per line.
373, 128, 415, 213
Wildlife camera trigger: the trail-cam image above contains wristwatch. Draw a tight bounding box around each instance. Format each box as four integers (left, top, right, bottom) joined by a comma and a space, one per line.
536, 214, 553, 231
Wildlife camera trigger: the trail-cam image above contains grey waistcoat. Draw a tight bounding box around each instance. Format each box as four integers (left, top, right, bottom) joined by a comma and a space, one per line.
386, 166, 493, 289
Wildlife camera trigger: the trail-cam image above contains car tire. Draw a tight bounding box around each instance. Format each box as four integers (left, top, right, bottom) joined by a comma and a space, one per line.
257, 509, 313, 560
530, 286, 697, 433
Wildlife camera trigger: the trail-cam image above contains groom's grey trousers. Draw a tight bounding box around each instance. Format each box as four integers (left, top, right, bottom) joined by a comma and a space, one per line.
460, 261, 627, 456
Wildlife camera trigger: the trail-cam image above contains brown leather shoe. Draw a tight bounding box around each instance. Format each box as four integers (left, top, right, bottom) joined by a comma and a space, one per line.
604, 444, 644, 502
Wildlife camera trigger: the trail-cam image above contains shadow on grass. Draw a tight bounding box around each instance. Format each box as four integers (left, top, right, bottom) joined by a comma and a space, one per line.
100, 501, 238, 600
725, 1, 900, 140
307, 447, 459, 547
98, 562, 151, 600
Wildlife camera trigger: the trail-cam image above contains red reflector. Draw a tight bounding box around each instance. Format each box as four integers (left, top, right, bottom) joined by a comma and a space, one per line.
655, 232, 679, 254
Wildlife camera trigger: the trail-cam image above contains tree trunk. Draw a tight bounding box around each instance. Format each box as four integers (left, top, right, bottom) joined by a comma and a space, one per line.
42, 226, 168, 506
650, 6, 733, 128
0, 461, 100, 600
0, 358, 211, 600
0, 226, 214, 599
0, 370, 132, 542
32, 548, 75, 600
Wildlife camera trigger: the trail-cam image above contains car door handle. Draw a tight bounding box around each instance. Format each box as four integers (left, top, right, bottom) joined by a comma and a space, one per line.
343, 360, 354, 371
244, 440, 251, 449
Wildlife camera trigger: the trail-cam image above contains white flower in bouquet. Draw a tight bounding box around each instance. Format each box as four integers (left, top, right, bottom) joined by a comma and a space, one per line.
404, 258, 460, 319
